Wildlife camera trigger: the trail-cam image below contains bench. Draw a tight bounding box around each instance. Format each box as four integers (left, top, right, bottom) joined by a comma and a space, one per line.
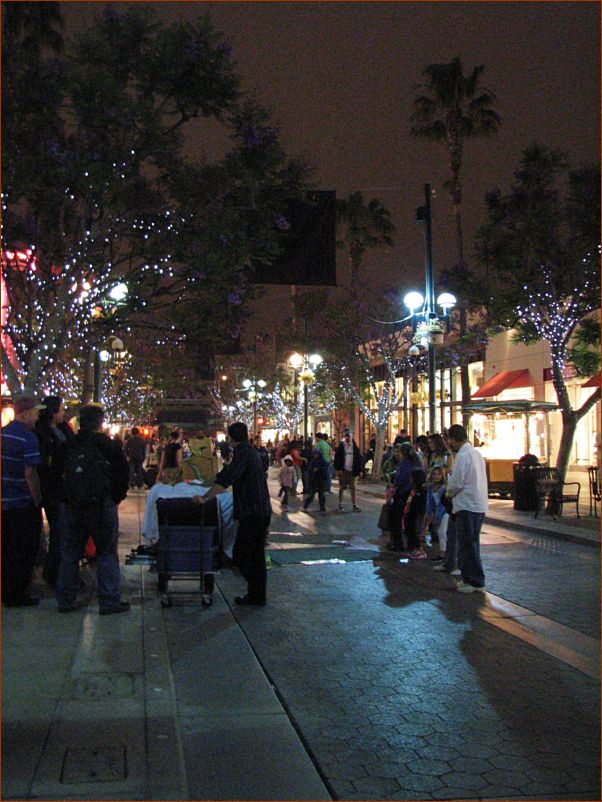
588, 466, 601, 517
534, 467, 581, 519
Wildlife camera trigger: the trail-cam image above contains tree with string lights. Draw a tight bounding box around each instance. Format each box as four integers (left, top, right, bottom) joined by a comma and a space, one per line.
2, 5, 308, 400
477, 144, 600, 482
318, 286, 418, 479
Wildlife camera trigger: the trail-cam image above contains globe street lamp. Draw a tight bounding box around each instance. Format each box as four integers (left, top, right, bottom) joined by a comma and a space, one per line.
95, 336, 127, 403
242, 377, 267, 439
289, 351, 323, 442
405, 183, 457, 434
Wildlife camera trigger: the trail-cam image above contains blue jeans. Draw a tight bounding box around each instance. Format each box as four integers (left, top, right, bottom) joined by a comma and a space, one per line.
455, 510, 485, 587
56, 500, 121, 610
325, 463, 333, 492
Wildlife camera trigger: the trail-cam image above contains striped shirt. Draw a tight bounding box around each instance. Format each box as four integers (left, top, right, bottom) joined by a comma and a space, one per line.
1, 420, 41, 510
215, 441, 272, 520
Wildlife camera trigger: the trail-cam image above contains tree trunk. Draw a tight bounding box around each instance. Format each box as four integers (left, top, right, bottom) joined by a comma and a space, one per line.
458, 308, 472, 429
371, 424, 386, 481
81, 349, 95, 404
554, 411, 577, 485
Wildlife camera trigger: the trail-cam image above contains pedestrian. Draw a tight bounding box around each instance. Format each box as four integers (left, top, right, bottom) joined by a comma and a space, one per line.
1, 396, 46, 607
278, 454, 295, 511
387, 442, 423, 551
34, 395, 75, 586
414, 435, 429, 469
193, 421, 272, 606
303, 447, 328, 513
381, 445, 402, 483
394, 428, 411, 445
334, 430, 362, 512
287, 439, 305, 495
125, 426, 147, 489
253, 435, 270, 474
403, 469, 427, 558
316, 432, 335, 492
54, 404, 130, 614
424, 466, 452, 564
426, 432, 452, 480
445, 424, 488, 592
157, 429, 183, 485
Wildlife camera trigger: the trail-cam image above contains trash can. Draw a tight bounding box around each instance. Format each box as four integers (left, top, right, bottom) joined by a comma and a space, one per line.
513, 454, 540, 511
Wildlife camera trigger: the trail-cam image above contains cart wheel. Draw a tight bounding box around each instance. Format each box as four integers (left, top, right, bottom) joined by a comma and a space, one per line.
201, 593, 213, 608
160, 594, 172, 608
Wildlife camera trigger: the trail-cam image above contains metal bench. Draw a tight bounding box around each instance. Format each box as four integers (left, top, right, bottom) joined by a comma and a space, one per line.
588, 466, 601, 518
534, 467, 581, 519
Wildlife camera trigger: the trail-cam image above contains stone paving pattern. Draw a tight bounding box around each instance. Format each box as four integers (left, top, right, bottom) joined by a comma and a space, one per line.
217, 559, 600, 800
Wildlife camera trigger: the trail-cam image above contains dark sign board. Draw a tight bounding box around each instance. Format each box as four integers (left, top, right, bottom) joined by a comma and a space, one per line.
250, 190, 336, 286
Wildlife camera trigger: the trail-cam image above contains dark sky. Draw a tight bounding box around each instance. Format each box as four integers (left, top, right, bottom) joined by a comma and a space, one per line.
61, 1, 600, 334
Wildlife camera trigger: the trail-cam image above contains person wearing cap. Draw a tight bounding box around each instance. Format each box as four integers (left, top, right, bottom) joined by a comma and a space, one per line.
1, 396, 46, 606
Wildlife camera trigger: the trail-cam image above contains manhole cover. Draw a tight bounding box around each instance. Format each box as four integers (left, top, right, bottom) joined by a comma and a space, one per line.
61, 745, 126, 783
70, 673, 135, 699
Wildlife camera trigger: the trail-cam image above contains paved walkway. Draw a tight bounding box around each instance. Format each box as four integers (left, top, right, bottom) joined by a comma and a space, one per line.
2, 472, 599, 800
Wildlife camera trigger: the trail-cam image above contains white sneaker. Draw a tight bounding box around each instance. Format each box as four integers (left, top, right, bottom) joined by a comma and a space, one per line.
456, 582, 486, 593
450, 568, 461, 576
433, 564, 449, 572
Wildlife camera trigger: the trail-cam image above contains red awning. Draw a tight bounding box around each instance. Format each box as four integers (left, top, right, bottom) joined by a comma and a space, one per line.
472, 369, 532, 399
581, 374, 600, 388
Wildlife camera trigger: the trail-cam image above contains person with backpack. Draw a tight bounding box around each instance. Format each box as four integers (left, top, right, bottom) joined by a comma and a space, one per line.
54, 404, 130, 614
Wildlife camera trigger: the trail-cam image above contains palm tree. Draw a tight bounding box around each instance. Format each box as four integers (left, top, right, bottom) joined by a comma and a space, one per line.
336, 192, 395, 295
2, 2, 64, 58
411, 58, 499, 426
411, 57, 500, 269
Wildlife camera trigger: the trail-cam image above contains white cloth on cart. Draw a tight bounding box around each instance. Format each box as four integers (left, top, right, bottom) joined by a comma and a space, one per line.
142, 481, 237, 558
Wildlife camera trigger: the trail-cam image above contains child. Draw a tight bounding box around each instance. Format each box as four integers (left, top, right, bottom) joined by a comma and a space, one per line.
421, 466, 450, 561
403, 469, 427, 558
278, 455, 295, 511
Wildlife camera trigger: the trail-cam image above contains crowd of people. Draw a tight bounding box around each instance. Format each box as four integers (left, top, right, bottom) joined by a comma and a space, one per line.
1, 394, 488, 613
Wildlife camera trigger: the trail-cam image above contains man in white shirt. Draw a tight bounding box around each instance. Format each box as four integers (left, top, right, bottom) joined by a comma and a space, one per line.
446, 424, 488, 593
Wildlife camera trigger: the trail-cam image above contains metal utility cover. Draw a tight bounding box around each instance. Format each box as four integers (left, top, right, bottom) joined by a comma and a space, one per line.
61, 745, 126, 783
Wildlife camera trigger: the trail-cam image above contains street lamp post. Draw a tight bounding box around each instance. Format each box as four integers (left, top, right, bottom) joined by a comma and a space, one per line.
405, 183, 456, 435
289, 351, 323, 442
95, 336, 126, 403
242, 378, 266, 439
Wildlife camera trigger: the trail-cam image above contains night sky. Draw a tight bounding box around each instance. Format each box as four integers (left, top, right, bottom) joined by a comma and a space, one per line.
60, 1, 600, 335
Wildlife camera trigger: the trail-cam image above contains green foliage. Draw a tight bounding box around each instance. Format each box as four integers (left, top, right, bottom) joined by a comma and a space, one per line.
2, 4, 309, 398
567, 318, 601, 377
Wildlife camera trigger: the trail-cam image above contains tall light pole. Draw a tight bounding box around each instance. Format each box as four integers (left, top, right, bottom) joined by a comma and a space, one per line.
242, 378, 266, 439
289, 351, 322, 442
405, 184, 456, 435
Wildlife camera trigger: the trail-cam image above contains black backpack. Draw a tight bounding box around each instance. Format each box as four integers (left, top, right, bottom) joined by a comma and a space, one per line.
62, 436, 112, 508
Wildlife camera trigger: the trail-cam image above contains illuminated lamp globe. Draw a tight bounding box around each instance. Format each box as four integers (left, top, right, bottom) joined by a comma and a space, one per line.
242, 379, 252, 389
437, 292, 457, 313
408, 344, 420, 357
308, 353, 323, 366
99, 350, 111, 363
289, 352, 303, 369
108, 283, 128, 303
403, 291, 424, 313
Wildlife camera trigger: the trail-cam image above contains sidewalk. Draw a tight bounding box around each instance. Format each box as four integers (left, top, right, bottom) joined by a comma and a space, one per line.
356, 478, 600, 547
1, 490, 330, 801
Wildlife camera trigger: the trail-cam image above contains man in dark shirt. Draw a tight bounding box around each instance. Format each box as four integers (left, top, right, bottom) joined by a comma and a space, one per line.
54, 404, 130, 614
125, 426, 147, 489
194, 421, 272, 606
